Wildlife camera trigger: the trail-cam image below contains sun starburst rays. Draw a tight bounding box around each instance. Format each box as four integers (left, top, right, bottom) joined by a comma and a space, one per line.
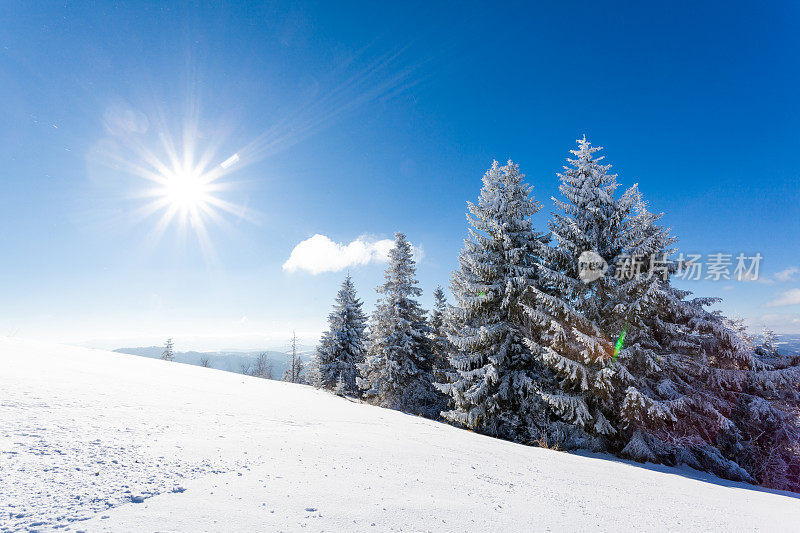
105, 117, 253, 261
90, 42, 430, 262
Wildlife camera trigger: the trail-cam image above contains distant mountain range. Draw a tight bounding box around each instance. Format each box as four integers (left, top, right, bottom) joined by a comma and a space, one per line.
112, 346, 315, 379
774, 333, 800, 356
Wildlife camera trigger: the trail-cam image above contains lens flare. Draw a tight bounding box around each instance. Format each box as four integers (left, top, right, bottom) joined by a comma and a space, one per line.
612, 323, 629, 361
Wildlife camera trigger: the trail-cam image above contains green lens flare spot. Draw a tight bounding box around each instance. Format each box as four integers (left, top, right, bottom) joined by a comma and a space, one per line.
478, 291, 486, 298
612, 323, 629, 360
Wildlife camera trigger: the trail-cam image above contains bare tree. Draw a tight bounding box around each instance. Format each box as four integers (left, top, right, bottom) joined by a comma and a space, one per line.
252, 352, 274, 379
239, 361, 253, 375
282, 331, 305, 383
199, 356, 212, 368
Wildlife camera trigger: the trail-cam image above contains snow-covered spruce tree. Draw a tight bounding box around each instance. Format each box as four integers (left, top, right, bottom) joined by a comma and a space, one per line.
161, 338, 175, 361
313, 274, 368, 395
517, 138, 743, 460
357, 232, 441, 417
607, 198, 761, 480
304, 355, 324, 388
520, 138, 639, 450
681, 310, 800, 490
612, 194, 800, 490
523, 137, 800, 489
440, 160, 550, 442
333, 373, 347, 396
429, 286, 455, 385
755, 326, 780, 363
522, 137, 746, 471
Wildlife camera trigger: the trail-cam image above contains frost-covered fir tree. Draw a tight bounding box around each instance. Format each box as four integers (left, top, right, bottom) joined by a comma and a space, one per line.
441, 160, 549, 441
608, 198, 760, 479
429, 286, 455, 385
520, 137, 646, 451
600, 182, 799, 490
357, 232, 440, 417
333, 373, 347, 396
304, 356, 324, 388
755, 327, 780, 362
523, 137, 800, 489
313, 274, 368, 395
161, 338, 175, 362
761, 327, 777, 352
680, 310, 800, 490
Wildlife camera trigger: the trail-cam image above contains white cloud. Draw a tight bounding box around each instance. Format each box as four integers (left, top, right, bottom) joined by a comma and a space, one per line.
746, 313, 800, 334
764, 288, 800, 308
737, 271, 773, 284
774, 266, 799, 283
739, 266, 799, 284
282, 234, 423, 275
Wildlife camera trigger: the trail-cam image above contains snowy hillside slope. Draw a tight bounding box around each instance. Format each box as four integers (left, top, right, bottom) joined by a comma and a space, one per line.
2, 338, 799, 532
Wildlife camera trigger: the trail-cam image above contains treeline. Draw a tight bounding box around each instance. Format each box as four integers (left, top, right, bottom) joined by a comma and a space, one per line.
308, 137, 800, 493
158, 337, 304, 382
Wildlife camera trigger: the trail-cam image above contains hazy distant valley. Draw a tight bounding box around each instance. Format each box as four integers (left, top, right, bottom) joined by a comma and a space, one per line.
113, 345, 315, 379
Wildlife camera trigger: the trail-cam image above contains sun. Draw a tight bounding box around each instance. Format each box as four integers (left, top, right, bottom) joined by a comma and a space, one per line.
96, 106, 256, 259
145, 156, 226, 238
122, 131, 250, 257
141, 150, 249, 256
137, 152, 247, 259
160, 166, 212, 214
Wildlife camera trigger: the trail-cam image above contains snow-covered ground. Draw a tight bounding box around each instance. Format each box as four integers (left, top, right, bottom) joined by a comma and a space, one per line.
2, 338, 799, 532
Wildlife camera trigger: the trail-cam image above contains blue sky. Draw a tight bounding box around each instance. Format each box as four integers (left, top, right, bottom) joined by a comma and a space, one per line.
1, 1, 799, 349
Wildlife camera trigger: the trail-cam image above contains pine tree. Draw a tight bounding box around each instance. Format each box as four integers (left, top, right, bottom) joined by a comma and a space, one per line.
313, 274, 368, 394
523, 137, 800, 489
761, 327, 777, 352
519, 137, 647, 451
305, 356, 324, 388
612, 198, 760, 480
682, 310, 800, 489
429, 286, 454, 385
161, 338, 175, 362
606, 178, 800, 489
357, 232, 439, 417
755, 327, 779, 362
441, 160, 548, 441
334, 373, 347, 396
